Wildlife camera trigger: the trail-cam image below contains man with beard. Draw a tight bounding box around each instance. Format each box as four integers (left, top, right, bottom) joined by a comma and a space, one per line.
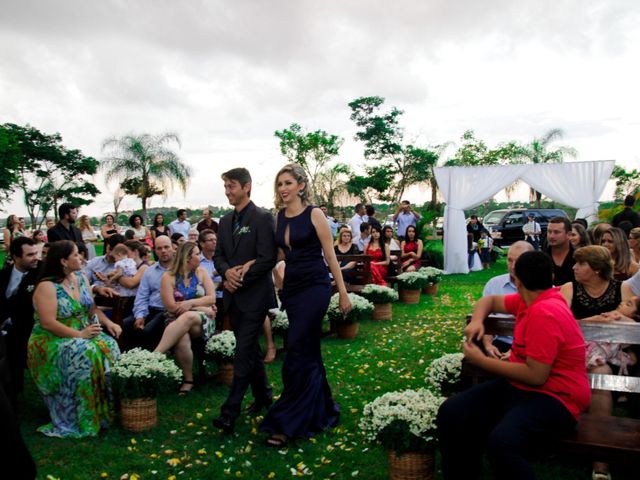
46, 203, 85, 249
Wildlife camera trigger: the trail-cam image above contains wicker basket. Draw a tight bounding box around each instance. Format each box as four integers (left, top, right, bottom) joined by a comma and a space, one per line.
121, 397, 157, 432
399, 288, 421, 304
422, 283, 439, 295
336, 322, 359, 339
217, 362, 234, 386
372, 303, 392, 321
388, 450, 435, 480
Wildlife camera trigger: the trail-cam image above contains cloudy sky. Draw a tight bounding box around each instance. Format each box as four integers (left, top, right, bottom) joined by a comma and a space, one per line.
2, 0, 639, 217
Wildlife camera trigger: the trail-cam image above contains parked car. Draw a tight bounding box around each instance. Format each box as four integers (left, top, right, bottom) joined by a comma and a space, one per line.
482, 208, 569, 246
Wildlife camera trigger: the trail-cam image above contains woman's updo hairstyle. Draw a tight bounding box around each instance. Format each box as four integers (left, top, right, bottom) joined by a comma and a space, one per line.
274, 163, 309, 208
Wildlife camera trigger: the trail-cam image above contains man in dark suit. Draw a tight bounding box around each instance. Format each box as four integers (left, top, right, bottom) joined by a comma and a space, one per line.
212, 168, 277, 434
46, 202, 85, 248
0, 236, 41, 405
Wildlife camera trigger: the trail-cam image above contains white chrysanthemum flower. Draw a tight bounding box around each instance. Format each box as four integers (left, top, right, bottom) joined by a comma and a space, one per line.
424, 353, 464, 394
205, 330, 237, 361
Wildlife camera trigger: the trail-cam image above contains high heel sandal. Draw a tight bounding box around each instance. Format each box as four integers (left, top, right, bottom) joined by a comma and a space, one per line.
178, 380, 195, 396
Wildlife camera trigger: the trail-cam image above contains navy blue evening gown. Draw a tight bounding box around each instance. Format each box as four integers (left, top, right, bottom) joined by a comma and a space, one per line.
260, 206, 340, 438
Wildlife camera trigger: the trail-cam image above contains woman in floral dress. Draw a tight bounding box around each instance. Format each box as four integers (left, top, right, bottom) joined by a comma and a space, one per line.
27, 240, 122, 438
154, 241, 216, 395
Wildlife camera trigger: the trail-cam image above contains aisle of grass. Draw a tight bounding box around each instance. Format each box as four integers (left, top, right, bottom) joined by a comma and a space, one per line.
18, 258, 616, 479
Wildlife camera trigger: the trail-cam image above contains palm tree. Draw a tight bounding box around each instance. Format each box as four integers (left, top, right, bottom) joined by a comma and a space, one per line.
101, 132, 192, 222
522, 128, 577, 207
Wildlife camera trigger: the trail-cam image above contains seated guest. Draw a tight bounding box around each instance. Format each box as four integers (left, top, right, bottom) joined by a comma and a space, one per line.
0, 237, 41, 403
590, 222, 611, 246
364, 225, 390, 286
354, 222, 371, 253
568, 222, 591, 249
83, 234, 125, 295
400, 225, 423, 272
27, 240, 122, 438
382, 225, 401, 250
559, 245, 633, 478
481, 241, 533, 357
198, 229, 224, 329
630, 227, 640, 263
170, 232, 185, 251
334, 226, 359, 283
437, 251, 590, 480
105, 242, 149, 298
544, 216, 575, 285
600, 227, 639, 280
153, 242, 216, 395
31, 230, 46, 260
187, 228, 199, 243
122, 236, 174, 350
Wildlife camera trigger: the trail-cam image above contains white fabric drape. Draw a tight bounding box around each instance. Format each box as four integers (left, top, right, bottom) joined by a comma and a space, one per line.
434, 160, 615, 274
435, 165, 527, 274
520, 160, 615, 223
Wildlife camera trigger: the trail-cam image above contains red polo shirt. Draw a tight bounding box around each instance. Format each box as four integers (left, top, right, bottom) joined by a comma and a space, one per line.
504, 288, 590, 421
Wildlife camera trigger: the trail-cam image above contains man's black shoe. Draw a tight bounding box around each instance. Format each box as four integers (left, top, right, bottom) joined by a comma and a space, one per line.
243, 399, 273, 415
212, 415, 235, 434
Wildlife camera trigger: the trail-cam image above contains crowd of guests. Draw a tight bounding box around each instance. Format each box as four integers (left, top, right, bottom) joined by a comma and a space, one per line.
441, 194, 640, 479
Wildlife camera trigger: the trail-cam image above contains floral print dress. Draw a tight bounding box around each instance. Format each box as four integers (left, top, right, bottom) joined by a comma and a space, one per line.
27, 272, 121, 438
167, 271, 215, 339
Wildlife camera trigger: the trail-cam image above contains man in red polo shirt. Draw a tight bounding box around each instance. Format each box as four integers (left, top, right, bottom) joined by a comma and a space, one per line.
437, 251, 590, 480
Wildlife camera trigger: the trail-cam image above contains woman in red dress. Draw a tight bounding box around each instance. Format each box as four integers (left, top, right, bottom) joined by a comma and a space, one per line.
400, 225, 423, 272
365, 225, 391, 286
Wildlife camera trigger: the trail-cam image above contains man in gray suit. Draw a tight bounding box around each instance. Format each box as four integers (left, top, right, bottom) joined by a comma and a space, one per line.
212, 168, 277, 434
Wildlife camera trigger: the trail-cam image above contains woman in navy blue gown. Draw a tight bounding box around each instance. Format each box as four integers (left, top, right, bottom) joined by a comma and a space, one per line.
260, 163, 352, 447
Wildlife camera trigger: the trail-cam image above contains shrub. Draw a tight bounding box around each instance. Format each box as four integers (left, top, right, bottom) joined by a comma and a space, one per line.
205, 331, 236, 363
111, 348, 182, 400
360, 284, 399, 304
359, 388, 445, 454
326, 292, 374, 324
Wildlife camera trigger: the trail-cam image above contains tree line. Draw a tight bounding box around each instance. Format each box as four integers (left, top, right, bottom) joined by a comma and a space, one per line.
2, 96, 639, 228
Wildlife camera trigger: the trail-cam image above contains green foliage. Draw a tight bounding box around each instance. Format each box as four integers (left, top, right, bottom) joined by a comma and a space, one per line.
445, 130, 524, 167
1, 123, 100, 227
275, 123, 344, 204
101, 132, 191, 223
314, 162, 352, 213
611, 165, 640, 199
0, 125, 22, 204
347, 96, 436, 202
423, 239, 444, 269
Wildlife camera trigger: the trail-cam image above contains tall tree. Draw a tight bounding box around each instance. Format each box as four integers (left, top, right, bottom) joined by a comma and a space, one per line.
611, 165, 640, 199
314, 163, 352, 213
348, 96, 441, 202
274, 123, 344, 203
1, 123, 99, 227
0, 125, 21, 204
403, 144, 440, 209
101, 132, 191, 223
521, 128, 577, 207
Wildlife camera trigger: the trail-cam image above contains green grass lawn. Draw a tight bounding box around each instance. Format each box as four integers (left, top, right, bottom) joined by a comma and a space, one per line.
17, 257, 628, 479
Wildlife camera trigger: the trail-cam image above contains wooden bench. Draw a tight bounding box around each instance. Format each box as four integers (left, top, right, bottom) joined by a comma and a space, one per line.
94, 295, 134, 350
464, 315, 640, 464
335, 254, 372, 294
384, 249, 402, 285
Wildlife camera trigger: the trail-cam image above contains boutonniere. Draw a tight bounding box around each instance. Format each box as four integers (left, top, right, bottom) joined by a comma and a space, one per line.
237, 226, 251, 236
27, 285, 35, 293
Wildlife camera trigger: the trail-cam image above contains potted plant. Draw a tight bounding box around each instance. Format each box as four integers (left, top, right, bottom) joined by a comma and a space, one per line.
326, 292, 374, 339
396, 271, 430, 304
424, 353, 465, 397
205, 331, 236, 386
360, 284, 399, 321
419, 267, 444, 295
111, 348, 182, 432
360, 388, 445, 480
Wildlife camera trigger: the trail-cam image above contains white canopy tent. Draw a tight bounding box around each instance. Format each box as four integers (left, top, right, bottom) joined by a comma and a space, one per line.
433, 160, 616, 274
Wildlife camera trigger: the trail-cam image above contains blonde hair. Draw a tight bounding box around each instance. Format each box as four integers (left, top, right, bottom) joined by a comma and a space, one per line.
573, 245, 614, 280
111, 243, 130, 257
79, 214, 92, 230
630, 227, 640, 241
273, 163, 309, 209
335, 225, 352, 246
169, 241, 199, 279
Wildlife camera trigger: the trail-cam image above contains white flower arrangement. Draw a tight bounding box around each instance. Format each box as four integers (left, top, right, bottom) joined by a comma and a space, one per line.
111, 348, 182, 399
359, 388, 445, 454
326, 292, 373, 324
271, 310, 289, 332
360, 284, 399, 304
418, 266, 444, 285
205, 330, 237, 363
396, 271, 430, 290
424, 353, 464, 396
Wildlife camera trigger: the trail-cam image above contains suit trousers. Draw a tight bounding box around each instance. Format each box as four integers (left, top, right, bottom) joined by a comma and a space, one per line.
436, 378, 576, 480
221, 302, 272, 418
